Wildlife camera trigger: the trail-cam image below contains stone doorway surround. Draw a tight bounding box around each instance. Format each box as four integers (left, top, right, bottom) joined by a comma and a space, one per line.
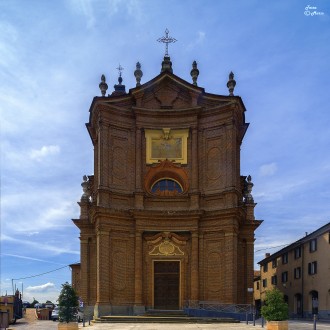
144, 231, 189, 310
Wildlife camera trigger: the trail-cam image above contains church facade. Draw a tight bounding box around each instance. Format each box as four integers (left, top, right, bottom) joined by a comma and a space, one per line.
71, 54, 262, 317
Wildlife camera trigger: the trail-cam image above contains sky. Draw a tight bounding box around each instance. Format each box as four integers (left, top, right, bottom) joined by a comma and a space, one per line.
1, 0, 329, 304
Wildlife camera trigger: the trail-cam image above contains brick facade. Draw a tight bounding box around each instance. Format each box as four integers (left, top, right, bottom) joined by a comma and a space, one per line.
71, 57, 262, 317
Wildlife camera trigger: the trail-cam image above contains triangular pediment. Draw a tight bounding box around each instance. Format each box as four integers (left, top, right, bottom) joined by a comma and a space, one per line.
131, 72, 204, 109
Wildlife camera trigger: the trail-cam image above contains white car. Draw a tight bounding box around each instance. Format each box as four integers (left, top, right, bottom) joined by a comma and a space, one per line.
51, 307, 83, 322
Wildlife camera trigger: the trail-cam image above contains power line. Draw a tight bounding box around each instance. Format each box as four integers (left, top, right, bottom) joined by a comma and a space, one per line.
12, 261, 79, 281
255, 244, 288, 253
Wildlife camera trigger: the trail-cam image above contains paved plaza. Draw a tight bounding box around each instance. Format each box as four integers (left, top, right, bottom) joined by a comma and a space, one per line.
7, 319, 330, 330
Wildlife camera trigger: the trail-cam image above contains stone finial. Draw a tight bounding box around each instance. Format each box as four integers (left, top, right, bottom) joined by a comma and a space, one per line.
81, 175, 91, 202
99, 74, 108, 96
161, 56, 173, 73
244, 175, 254, 203
134, 62, 143, 87
227, 71, 236, 96
190, 61, 199, 86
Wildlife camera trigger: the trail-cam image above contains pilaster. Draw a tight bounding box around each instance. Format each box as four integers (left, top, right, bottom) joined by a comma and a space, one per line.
225, 231, 238, 303
190, 127, 200, 210
95, 229, 111, 317
190, 232, 199, 300
80, 238, 89, 303
134, 127, 144, 209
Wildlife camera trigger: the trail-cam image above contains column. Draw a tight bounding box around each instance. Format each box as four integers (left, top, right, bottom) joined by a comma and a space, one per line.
190, 232, 199, 300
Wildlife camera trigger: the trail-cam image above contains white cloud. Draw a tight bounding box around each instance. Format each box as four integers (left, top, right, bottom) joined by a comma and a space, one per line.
26, 282, 55, 293
1, 234, 79, 256
68, 0, 95, 28
186, 31, 206, 50
259, 162, 277, 176
29, 145, 60, 161
0, 21, 18, 69
1, 253, 66, 266
68, 0, 144, 27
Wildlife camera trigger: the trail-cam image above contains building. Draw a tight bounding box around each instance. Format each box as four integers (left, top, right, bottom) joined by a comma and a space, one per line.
255, 222, 330, 319
70, 50, 262, 317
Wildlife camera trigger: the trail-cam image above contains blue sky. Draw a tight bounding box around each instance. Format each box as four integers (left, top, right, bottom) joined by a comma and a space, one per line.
1, 0, 329, 304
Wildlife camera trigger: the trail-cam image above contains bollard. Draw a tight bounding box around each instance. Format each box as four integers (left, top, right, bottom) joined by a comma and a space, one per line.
253, 311, 255, 326
89, 317, 91, 325
246, 312, 248, 324
313, 314, 316, 330
261, 316, 264, 328
83, 317, 85, 327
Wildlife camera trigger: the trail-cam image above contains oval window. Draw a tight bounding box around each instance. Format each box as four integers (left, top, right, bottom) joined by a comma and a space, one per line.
151, 178, 183, 196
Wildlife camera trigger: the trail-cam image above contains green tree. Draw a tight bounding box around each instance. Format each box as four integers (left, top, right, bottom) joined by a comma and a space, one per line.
30, 298, 39, 308
261, 288, 289, 321
58, 282, 79, 323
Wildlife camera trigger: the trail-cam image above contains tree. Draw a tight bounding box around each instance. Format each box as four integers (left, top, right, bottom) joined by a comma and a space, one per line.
57, 282, 79, 323
261, 288, 289, 321
30, 298, 39, 308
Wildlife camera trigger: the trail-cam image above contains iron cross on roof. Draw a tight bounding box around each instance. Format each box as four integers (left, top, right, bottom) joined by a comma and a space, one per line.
116, 64, 124, 77
157, 29, 177, 57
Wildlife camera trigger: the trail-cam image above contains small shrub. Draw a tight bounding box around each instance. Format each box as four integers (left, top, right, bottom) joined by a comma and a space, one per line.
58, 282, 79, 323
261, 288, 289, 321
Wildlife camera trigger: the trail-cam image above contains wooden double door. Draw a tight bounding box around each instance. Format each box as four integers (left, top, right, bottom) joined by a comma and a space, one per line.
154, 261, 180, 310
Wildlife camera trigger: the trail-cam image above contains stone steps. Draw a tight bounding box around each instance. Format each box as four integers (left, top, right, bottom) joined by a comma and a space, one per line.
93, 312, 240, 324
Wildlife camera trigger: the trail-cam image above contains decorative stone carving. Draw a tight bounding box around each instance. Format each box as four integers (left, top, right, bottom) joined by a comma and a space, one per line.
134, 62, 143, 87
147, 232, 186, 256
99, 74, 108, 96
227, 71, 236, 96
244, 175, 254, 203
149, 238, 184, 256
190, 61, 199, 86
81, 175, 91, 202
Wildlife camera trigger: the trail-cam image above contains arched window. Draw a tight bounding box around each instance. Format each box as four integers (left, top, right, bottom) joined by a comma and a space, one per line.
151, 178, 183, 196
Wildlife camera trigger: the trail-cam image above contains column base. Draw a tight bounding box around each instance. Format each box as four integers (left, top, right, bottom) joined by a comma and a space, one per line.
94, 303, 112, 318
133, 305, 146, 315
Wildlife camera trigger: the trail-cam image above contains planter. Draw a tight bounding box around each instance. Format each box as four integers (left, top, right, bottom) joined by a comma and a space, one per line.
58, 322, 79, 330
266, 320, 288, 330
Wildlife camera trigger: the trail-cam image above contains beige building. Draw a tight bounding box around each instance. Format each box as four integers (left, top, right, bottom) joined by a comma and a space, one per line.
255, 222, 330, 319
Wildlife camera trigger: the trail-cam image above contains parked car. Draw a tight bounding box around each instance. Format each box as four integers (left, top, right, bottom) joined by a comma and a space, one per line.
22, 301, 31, 308
51, 307, 59, 321
51, 307, 83, 322
34, 303, 43, 309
